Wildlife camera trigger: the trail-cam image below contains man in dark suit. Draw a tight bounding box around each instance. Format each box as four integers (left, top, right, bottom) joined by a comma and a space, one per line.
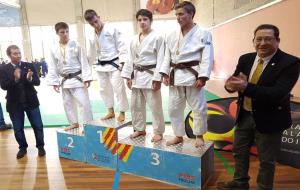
0, 45, 45, 159
217, 24, 300, 190
0, 63, 12, 130
0, 99, 12, 131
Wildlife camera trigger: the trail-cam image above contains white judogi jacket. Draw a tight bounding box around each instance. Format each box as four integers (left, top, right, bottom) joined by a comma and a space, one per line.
121, 30, 164, 89
160, 24, 214, 86
88, 22, 127, 72
48, 40, 92, 88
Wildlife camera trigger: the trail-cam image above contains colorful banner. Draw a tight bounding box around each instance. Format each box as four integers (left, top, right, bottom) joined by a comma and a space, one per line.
185, 97, 300, 168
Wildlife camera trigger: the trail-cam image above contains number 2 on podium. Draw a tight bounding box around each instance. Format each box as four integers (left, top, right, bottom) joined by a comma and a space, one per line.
97, 130, 103, 143
67, 137, 74, 148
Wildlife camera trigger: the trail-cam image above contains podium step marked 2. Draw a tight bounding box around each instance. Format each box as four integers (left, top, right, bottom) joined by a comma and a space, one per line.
57, 127, 86, 162
57, 119, 214, 189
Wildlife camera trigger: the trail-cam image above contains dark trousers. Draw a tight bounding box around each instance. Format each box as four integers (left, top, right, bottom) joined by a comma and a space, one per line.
233, 111, 282, 190
0, 103, 6, 126
9, 104, 44, 150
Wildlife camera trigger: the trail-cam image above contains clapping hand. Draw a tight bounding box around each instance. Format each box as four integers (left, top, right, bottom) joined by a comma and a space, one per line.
225, 72, 248, 92
14, 68, 21, 82
26, 69, 33, 81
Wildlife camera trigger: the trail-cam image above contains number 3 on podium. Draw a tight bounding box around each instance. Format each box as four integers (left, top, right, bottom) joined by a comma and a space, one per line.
151, 152, 160, 166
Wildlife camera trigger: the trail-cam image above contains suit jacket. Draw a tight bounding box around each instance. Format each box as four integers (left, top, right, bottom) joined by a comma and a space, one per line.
230, 49, 300, 133
0, 61, 40, 113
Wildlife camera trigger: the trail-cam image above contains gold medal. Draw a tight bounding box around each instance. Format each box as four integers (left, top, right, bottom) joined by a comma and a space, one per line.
95, 33, 101, 56
176, 32, 182, 56
59, 43, 67, 64
135, 34, 142, 60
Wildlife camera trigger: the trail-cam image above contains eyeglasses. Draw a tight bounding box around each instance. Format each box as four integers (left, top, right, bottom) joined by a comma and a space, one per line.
254, 37, 277, 44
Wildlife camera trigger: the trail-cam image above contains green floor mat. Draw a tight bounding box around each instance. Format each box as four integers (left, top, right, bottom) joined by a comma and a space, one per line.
1, 90, 220, 127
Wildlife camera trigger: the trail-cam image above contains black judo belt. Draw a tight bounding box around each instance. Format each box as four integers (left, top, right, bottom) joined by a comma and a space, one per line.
170, 61, 199, 86
96, 57, 122, 71
131, 64, 157, 79
61, 70, 82, 85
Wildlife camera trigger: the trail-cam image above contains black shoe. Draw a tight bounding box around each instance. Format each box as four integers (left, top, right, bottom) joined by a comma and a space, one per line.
217, 181, 249, 189
38, 147, 46, 157
0, 124, 12, 131
16, 149, 27, 159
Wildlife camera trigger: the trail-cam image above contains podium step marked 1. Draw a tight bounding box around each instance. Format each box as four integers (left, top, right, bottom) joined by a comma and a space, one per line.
85, 119, 132, 169
57, 119, 214, 189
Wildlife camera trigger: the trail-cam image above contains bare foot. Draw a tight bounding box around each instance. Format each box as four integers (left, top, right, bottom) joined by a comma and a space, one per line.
117, 112, 125, 122
166, 136, 183, 146
151, 134, 163, 142
64, 123, 80, 131
195, 136, 205, 148
80, 127, 85, 135
101, 112, 115, 120
130, 131, 146, 138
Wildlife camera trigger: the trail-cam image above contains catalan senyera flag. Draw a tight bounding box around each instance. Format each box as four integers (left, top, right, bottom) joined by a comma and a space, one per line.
102, 128, 134, 162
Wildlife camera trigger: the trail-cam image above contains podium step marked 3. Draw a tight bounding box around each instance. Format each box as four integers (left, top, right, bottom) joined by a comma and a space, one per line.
118, 134, 214, 189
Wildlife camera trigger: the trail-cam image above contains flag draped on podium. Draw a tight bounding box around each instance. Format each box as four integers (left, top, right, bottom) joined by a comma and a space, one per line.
102, 128, 134, 162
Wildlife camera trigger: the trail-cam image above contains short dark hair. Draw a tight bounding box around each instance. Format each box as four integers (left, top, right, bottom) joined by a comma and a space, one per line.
6, 45, 19, 56
136, 9, 153, 22
174, 1, 196, 18
84, 9, 98, 22
254, 24, 280, 39
55, 22, 69, 33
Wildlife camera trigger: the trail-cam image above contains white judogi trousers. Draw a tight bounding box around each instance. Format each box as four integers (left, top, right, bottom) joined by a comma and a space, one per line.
96, 70, 128, 112
169, 86, 207, 136
62, 87, 93, 124
131, 88, 165, 135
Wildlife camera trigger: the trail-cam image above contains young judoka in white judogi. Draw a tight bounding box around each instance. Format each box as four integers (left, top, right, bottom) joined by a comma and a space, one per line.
121, 9, 165, 142
84, 9, 128, 122
48, 22, 93, 131
159, 2, 214, 147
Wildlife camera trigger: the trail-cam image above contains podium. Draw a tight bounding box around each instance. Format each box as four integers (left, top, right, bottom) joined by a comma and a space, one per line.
57, 119, 214, 189
118, 134, 214, 189
56, 127, 86, 162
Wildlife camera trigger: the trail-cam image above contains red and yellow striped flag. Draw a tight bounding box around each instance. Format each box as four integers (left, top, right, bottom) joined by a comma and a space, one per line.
102, 128, 134, 162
